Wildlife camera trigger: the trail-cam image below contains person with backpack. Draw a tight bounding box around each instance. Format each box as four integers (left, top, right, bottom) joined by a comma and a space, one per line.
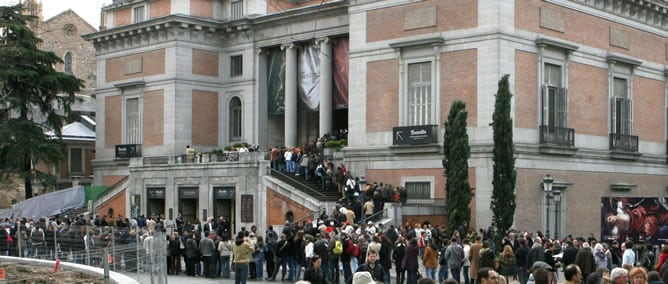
328, 232, 343, 284
341, 232, 355, 283
268, 233, 290, 281
30, 226, 45, 258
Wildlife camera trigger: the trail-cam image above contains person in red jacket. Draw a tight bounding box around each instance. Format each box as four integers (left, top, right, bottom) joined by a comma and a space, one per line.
655, 245, 668, 272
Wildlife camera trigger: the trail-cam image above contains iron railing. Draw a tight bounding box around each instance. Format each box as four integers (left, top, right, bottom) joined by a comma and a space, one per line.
539, 125, 575, 147
609, 133, 638, 152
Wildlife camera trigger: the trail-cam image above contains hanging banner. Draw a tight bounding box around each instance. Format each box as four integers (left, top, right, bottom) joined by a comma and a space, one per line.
601, 197, 668, 244
267, 48, 285, 115
333, 37, 349, 109
298, 44, 321, 111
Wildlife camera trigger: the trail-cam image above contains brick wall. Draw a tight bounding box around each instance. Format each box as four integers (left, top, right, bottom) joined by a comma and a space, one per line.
266, 188, 313, 227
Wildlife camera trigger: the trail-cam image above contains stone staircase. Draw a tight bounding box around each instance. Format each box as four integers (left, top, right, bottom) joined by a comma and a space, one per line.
268, 169, 341, 202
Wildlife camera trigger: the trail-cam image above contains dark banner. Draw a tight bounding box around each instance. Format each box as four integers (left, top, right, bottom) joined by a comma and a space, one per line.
267, 48, 285, 115
333, 37, 349, 109
601, 197, 668, 244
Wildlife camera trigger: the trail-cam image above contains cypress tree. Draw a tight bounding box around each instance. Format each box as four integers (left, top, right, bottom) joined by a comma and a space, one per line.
443, 100, 472, 233
491, 74, 517, 242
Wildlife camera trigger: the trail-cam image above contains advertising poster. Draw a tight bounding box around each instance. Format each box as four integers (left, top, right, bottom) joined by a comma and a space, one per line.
601, 197, 668, 244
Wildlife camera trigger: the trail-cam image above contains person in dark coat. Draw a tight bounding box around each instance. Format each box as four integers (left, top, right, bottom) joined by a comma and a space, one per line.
379, 234, 393, 283
184, 231, 200, 276
403, 238, 420, 284
575, 243, 596, 284
355, 250, 385, 283
304, 255, 325, 284
393, 237, 407, 284
515, 239, 530, 284
168, 232, 182, 275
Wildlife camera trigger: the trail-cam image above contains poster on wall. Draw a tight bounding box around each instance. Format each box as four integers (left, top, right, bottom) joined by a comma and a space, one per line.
601, 197, 668, 244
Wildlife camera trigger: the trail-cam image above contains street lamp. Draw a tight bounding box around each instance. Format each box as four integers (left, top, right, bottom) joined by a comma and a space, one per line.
551, 187, 561, 239
542, 174, 554, 239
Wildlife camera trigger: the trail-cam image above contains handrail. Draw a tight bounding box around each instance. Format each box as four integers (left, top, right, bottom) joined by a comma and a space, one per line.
269, 168, 330, 199
362, 207, 388, 225
291, 208, 321, 226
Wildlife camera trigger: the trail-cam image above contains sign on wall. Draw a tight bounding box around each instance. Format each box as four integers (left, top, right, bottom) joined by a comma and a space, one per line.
392, 125, 438, 146
240, 194, 253, 223
601, 197, 668, 244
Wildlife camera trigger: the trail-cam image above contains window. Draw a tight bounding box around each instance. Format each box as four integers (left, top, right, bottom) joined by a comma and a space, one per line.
133, 5, 146, 23
405, 181, 431, 204
542, 63, 567, 128
69, 148, 83, 174
231, 0, 243, 20
64, 52, 73, 74
230, 55, 243, 77
125, 97, 141, 144
229, 97, 242, 140
611, 77, 631, 135
407, 62, 433, 126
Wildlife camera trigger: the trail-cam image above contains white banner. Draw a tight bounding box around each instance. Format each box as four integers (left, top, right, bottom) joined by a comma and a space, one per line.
298, 44, 321, 111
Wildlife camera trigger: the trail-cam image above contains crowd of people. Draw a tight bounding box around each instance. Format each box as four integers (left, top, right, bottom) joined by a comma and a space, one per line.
3, 210, 668, 284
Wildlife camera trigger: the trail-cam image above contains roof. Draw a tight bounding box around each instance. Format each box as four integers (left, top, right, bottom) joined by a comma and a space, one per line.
46, 121, 96, 142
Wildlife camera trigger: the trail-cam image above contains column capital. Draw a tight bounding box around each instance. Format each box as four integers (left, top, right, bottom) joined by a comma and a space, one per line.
280, 42, 295, 50
316, 37, 331, 46
255, 48, 263, 55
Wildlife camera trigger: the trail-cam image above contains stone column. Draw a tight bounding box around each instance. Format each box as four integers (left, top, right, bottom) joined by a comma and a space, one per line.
282, 43, 298, 147
317, 37, 333, 138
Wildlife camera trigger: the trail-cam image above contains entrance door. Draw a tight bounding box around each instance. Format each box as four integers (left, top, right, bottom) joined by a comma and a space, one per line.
179, 187, 198, 223
214, 187, 235, 234
147, 188, 165, 218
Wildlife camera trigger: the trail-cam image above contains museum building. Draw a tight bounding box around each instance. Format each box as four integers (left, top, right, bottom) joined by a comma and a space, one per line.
86, 0, 668, 239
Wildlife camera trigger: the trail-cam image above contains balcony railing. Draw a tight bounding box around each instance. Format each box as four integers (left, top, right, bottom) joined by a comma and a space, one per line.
115, 144, 142, 158
609, 133, 638, 152
539, 125, 575, 147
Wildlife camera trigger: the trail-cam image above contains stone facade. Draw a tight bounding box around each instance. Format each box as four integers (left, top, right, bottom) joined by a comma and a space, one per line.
86, 0, 668, 240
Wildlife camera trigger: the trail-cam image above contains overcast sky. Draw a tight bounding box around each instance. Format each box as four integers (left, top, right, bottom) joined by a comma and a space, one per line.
0, 0, 113, 30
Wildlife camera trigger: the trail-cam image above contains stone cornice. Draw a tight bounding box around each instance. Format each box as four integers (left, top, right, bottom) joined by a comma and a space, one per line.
566, 0, 668, 30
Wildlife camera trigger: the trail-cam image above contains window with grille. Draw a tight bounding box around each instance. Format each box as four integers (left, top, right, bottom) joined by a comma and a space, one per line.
407, 62, 432, 126
133, 5, 146, 23
231, 0, 243, 20
230, 55, 243, 77
64, 52, 73, 74
611, 77, 631, 135
405, 181, 431, 203
69, 148, 83, 174
126, 98, 141, 144
229, 97, 242, 140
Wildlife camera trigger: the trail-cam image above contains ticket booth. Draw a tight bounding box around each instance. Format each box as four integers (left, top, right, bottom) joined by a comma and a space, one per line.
146, 188, 165, 218
179, 187, 199, 222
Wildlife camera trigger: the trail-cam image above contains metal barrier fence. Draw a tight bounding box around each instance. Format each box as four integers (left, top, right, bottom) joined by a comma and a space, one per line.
7, 225, 167, 283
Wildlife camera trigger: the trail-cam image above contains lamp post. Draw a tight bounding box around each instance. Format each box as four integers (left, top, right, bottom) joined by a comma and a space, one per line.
552, 188, 561, 239
542, 174, 554, 239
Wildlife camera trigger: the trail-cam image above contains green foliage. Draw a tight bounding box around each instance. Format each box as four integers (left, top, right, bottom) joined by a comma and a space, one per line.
443, 100, 472, 234
0, 4, 83, 199
490, 74, 517, 241
324, 139, 347, 148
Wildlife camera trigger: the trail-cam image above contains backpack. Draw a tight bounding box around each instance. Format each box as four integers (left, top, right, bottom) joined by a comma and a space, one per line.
31, 228, 44, 244
344, 238, 355, 255
353, 243, 360, 257
333, 239, 343, 255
